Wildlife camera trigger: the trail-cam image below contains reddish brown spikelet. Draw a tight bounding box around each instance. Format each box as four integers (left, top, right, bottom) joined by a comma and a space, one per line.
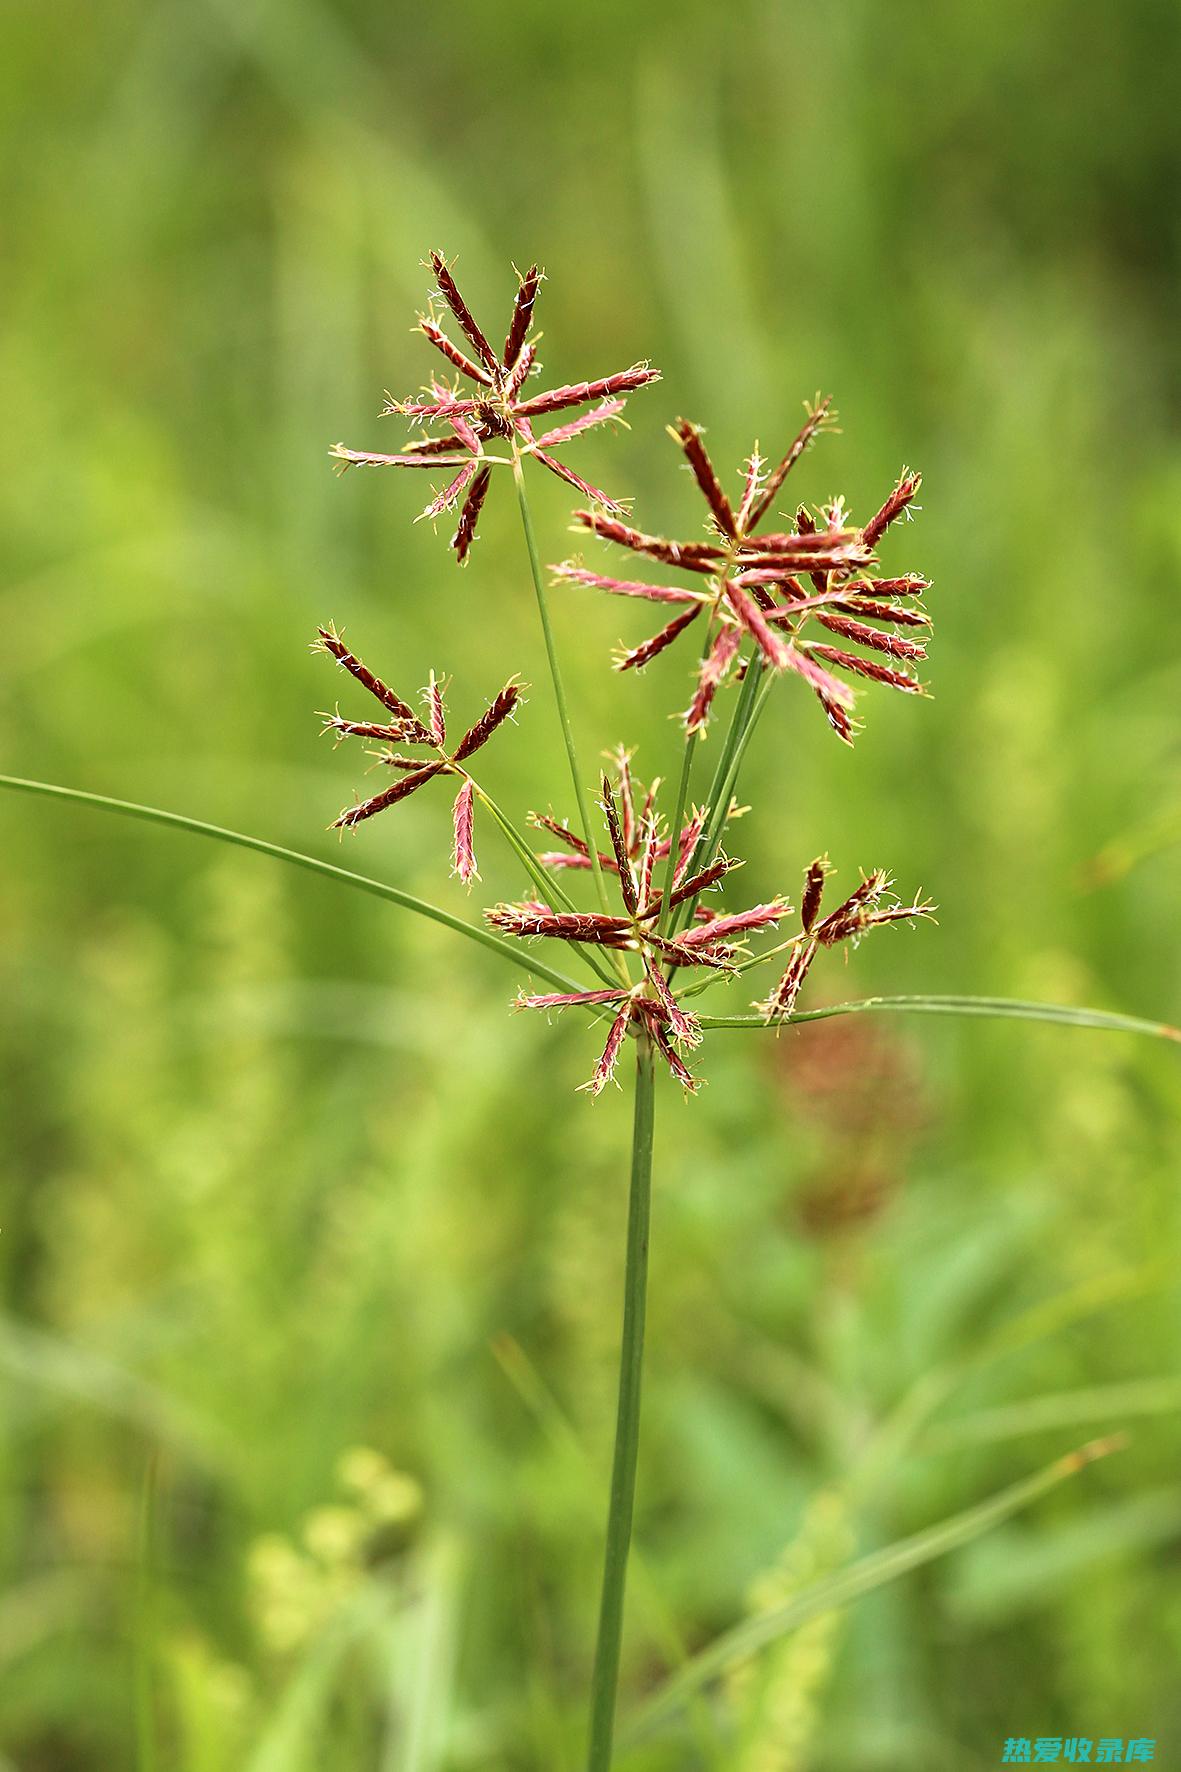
579, 1003, 633, 1097
452, 680, 522, 762
517, 364, 660, 418
863, 471, 922, 548
503, 263, 541, 369
601, 774, 639, 913
451, 464, 492, 563
429, 251, 499, 373
517, 987, 629, 1012
486, 905, 631, 944
685, 626, 743, 733
529, 448, 622, 510
748, 397, 835, 527
801, 858, 829, 932
674, 808, 708, 886
450, 779, 477, 883
813, 613, 928, 661
552, 563, 704, 606
722, 580, 790, 670
417, 318, 492, 387
817, 688, 858, 745
331, 444, 473, 472
646, 1016, 700, 1092
616, 605, 703, 673
505, 340, 537, 399
665, 854, 733, 910
317, 627, 434, 742
644, 960, 703, 1048
420, 460, 479, 522
674, 419, 736, 539
533, 401, 626, 449
834, 595, 931, 628
334, 762, 446, 830
424, 673, 447, 746
759, 937, 819, 1023
677, 899, 789, 946
574, 510, 723, 572
809, 645, 923, 693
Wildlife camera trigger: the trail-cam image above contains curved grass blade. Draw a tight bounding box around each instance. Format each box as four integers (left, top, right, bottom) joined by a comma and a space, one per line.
0, 775, 584, 996
698, 993, 1180, 1043
619, 1436, 1125, 1746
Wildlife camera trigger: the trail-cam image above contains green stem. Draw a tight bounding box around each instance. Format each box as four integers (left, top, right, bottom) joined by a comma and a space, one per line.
696, 993, 1180, 1042
586, 1034, 657, 1772
471, 781, 619, 987
511, 453, 615, 929
0, 774, 586, 996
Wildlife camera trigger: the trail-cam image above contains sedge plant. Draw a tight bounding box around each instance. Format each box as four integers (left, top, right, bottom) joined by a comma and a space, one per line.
2, 249, 1177, 1769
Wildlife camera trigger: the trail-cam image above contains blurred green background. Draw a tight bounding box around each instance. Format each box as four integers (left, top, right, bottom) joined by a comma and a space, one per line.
2, 1, 1180, 1766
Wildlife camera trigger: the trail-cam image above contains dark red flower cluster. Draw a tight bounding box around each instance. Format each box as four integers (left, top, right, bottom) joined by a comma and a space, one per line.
492, 761, 789, 1093
757, 856, 935, 1022
330, 251, 660, 562
553, 403, 929, 740
314, 623, 520, 882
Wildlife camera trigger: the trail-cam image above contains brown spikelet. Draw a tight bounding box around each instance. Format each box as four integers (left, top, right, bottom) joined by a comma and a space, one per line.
616, 605, 703, 673
863, 471, 922, 548
801, 857, 830, 933
503, 263, 542, 368
450, 778, 477, 883
809, 645, 924, 693
429, 251, 499, 372
334, 762, 446, 830
451, 464, 492, 563
452, 680, 522, 762
673, 419, 736, 539
747, 397, 835, 527
579, 1003, 633, 1096
316, 627, 434, 742
759, 937, 819, 1022
417, 318, 493, 387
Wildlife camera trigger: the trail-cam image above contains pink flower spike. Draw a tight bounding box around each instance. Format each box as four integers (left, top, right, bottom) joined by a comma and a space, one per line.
516, 988, 629, 1012
419, 460, 479, 523
532, 447, 624, 509
516, 363, 661, 419
578, 1002, 634, 1096
534, 400, 626, 449
424, 673, 447, 746
429, 250, 500, 373
417, 318, 493, 387
331, 444, 473, 472
451, 465, 492, 563
677, 899, 790, 946
723, 580, 791, 669
643, 960, 703, 1048
503, 263, 542, 370
451, 778, 478, 884
551, 564, 705, 606
647, 1016, 700, 1092
685, 625, 742, 733
673, 419, 737, 539
615, 605, 703, 673
863, 470, 922, 548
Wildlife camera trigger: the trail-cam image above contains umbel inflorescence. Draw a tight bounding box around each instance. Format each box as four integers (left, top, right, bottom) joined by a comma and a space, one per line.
322, 252, 935, 1093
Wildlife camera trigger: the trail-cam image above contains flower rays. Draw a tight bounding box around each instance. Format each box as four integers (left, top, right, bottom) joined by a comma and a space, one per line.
331, 251, 660, 562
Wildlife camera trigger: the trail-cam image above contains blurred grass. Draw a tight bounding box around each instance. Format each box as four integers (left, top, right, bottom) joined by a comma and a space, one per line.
2, 0, 1180, 1766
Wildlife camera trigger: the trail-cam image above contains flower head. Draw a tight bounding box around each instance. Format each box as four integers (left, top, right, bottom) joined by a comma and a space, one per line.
553, 401, 930, 740
314, 624, 521, 882
330, 252, 661, 562
757, 857, 936, 1022
491, 757, 790, 1093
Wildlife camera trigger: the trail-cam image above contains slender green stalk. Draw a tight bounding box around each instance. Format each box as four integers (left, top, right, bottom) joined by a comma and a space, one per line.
586, 1034, 656, 1772
0, 775, 586, 996
696, 993, 1180, 1041
511, 453, 617, 932
671, 654, 766, 936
